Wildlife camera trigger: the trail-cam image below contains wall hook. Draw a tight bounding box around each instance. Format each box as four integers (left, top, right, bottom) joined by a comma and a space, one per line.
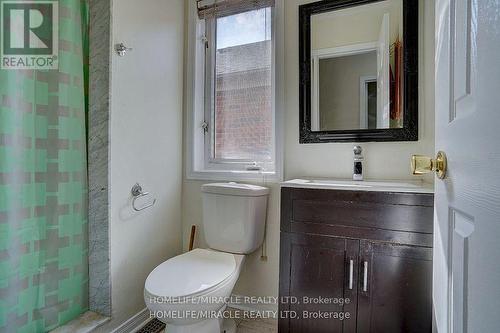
115, 43, 133, 57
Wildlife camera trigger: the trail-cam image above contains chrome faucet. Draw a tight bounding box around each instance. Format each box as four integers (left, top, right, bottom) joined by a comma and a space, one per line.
353, 146, 364, 181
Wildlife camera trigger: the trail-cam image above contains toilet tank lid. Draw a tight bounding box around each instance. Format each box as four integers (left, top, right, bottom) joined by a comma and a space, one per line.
202, 182, 269, 197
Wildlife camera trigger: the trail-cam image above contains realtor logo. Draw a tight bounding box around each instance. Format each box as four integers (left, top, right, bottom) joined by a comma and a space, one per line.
1, 1, 58, 69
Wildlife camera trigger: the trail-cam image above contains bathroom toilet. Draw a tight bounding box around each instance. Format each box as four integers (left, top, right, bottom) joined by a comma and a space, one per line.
144, 183, 269, 333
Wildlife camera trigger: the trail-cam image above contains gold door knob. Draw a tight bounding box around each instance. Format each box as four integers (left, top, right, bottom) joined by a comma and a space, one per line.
411, 151, 447, 179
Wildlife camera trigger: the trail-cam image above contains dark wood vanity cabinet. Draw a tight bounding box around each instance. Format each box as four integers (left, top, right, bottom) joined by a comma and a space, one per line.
356, 240, 433, 333
280, 233, 359, 333
279, 187, 434, 333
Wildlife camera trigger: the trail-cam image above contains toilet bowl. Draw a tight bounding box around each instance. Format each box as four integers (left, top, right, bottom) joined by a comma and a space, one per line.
144, 249, 245, 333
144, 182, 269, 333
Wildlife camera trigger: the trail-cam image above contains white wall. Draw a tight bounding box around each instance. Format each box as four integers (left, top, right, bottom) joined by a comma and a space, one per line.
96, 0, 184, 330
182, 0, 435, 308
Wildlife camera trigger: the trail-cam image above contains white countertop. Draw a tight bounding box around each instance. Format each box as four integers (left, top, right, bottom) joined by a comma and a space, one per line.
281, 178, 434, 194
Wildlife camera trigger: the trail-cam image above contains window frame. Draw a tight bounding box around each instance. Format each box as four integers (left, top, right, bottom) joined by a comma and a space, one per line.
186, 0, 283, 182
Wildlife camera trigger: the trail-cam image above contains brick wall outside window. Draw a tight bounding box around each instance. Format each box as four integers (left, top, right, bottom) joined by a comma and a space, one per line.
214, 40, 273, 161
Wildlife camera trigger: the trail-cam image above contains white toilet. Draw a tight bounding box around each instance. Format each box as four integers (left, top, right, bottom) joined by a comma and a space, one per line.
144, 183, 269, 333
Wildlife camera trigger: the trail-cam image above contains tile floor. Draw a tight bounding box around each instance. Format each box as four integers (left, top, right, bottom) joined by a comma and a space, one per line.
49, 311, 109, 333
234, 317, 277, 333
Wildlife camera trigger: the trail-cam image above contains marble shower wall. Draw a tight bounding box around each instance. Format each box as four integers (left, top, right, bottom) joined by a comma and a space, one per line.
88, 0, 112, 317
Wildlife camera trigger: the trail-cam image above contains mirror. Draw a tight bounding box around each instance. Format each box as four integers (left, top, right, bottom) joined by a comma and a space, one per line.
299, 0, 418, 142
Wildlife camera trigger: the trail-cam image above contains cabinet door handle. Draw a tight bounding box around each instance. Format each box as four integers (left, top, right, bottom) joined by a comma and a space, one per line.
348, 259, 354, 290
362, 261, 368, 292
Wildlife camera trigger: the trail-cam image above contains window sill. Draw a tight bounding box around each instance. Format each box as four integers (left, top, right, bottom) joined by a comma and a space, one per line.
186, 169, 281, 183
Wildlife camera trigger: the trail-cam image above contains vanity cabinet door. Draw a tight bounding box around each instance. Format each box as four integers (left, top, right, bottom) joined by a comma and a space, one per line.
279, 232, 359, 333
356, 241, 432, 333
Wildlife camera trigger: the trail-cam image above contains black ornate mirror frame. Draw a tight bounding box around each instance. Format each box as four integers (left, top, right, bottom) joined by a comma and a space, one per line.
299, 0, 418, 143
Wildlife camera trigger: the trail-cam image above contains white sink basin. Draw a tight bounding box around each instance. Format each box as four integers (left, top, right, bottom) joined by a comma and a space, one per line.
282, 179, 434, 193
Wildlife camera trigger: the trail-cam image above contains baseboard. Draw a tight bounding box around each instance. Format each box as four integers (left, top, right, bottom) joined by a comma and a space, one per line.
111, 308, 151, 333
227, 294, 279, 314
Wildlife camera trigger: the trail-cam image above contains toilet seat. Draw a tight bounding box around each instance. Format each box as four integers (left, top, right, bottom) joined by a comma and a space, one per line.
145, 249, 237, 298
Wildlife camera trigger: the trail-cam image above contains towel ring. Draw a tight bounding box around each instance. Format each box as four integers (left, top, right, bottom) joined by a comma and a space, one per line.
131, 183, 156, 212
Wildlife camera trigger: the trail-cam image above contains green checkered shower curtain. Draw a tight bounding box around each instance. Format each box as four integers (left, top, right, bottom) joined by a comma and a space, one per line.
0, 0, 89, 332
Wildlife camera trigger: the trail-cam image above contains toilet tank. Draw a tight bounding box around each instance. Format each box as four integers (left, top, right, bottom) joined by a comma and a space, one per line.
201, 183, 269, 254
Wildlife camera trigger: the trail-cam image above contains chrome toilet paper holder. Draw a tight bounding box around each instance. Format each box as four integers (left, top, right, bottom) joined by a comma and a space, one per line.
131, 183, 156, 212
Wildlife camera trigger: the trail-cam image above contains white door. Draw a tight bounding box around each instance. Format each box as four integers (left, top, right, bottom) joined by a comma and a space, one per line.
434, 0, 500, 332
377, 13, 390, 129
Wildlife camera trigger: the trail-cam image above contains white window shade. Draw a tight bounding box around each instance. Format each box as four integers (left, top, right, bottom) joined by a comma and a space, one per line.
197, 0, 274, 19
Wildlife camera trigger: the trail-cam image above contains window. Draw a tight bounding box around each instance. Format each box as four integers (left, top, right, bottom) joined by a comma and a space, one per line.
187, 0, 281, 180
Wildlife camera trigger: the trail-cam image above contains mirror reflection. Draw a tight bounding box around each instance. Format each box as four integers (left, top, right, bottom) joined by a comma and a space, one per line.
311, 0, 403, 131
